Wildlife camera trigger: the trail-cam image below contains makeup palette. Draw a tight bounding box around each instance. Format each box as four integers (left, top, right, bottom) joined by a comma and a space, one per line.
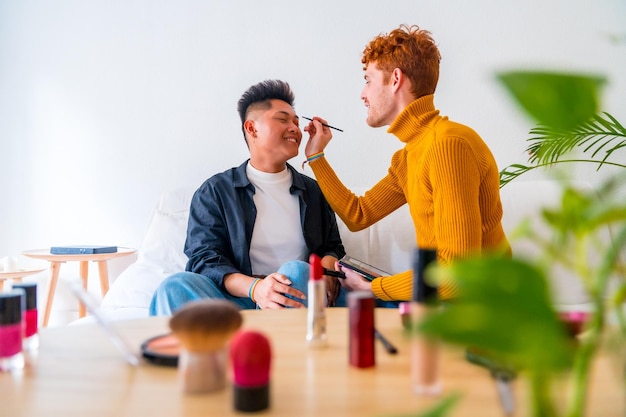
141, 333, 181, 367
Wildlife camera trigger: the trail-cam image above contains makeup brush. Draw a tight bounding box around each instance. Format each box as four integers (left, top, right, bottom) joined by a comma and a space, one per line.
301, 116, 344, 132
374, 328, 398, 354
169, 299, 243, 394
323, 267, 346, 279
230, 330, 272, 412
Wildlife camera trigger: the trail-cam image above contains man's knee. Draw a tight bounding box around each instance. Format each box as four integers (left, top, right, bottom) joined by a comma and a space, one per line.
278, 260, 309, 284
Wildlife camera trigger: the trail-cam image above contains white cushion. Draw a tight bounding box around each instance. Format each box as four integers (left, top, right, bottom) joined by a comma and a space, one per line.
99, 187, 193, 317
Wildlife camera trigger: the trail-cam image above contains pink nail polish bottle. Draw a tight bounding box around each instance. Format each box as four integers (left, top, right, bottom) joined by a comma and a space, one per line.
0, 290, 25, 372
12, 283, 38, 351
348, 291, 375, 368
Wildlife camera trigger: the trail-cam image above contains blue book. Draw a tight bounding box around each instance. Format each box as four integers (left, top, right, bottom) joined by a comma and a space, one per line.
50, 245, 118, 255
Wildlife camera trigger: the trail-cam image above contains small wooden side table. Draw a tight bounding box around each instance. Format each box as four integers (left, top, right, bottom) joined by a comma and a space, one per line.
22, 247, 137, 326
0, 268, 46, 291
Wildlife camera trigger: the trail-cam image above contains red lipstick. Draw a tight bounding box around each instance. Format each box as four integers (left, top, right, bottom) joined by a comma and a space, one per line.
230, 330, 272, 412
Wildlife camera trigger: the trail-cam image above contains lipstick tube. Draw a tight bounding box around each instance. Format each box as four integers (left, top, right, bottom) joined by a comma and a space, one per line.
410, 248, 440, 395
306, 254, 327, 348
348, 291, 375, 368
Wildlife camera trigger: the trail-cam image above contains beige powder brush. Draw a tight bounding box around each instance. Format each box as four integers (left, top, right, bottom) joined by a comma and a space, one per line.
169, 299, 243, 394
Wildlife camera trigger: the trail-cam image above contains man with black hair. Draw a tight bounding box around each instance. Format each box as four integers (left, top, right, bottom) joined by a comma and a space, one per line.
150, 80, 345, 315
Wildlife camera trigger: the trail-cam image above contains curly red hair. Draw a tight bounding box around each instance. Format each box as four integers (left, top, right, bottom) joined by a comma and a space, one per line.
362, 24, 441, 98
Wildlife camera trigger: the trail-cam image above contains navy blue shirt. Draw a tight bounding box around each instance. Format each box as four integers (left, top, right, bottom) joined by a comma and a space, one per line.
185, 160, 346, 289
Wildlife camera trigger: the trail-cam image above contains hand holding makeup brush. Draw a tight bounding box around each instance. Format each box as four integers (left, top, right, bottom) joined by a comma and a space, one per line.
303, 116, 334, 159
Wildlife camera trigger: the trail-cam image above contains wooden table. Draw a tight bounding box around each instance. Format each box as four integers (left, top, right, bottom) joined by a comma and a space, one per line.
0, 268, 45, 291
22, 247, 137, 326
1, 308, 623, 417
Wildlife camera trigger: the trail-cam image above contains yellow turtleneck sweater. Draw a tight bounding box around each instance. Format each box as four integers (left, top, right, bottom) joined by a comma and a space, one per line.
310, 95, 511, 301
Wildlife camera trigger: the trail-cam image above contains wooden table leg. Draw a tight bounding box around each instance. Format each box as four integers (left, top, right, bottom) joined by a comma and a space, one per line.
79, 261, 89, 318
96, 260, 110, 296
0, 277, 23, 292
44, 262, 62, 327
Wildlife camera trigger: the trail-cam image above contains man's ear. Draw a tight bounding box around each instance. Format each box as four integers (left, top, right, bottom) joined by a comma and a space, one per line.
243, 119, 256, 138
390, 68, 404, 92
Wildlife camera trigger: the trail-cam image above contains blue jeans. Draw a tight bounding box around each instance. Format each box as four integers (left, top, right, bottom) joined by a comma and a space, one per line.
150, 260, 312, 315
149, 260, 398, 316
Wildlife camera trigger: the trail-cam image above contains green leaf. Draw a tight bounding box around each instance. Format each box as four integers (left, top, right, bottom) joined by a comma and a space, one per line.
419, 256, 574, 372
498, 112, 626, 185
526, 112, 626, 166
497, 71, 606, 131
542, 181, 626, 239
383, 393, 460, 417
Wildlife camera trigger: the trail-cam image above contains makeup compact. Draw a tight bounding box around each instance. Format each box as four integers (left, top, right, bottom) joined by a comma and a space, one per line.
141, 333, 181, 367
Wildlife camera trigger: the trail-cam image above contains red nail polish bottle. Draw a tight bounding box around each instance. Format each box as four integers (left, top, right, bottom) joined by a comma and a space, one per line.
348, 291, 375, 368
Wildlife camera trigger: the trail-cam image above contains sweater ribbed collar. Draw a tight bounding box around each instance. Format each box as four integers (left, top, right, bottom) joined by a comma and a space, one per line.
387, 94, 440, 145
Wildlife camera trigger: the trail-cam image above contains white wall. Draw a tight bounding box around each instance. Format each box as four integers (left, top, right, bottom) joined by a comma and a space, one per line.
2, 0, 625, 260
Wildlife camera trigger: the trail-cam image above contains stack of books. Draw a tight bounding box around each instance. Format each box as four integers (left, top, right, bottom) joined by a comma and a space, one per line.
50, 245, 118, 255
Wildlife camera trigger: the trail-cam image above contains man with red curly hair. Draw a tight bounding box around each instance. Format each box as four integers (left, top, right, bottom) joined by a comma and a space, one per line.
304, 24, 511, 302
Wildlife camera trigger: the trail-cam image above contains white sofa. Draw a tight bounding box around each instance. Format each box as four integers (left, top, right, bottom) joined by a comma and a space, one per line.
98, 180, 603, 320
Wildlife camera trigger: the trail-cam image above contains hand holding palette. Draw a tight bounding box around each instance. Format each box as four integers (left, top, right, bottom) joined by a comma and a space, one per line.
169, 299, 243, 394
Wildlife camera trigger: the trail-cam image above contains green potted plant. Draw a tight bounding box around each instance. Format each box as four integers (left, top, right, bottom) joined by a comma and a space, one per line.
404, 71, 626, 417
497, 72, 626, 187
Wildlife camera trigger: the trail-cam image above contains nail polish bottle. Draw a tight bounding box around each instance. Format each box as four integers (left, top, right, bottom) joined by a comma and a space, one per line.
230, 330, 272, 412
348, 291, 375, 368
410, 248, 440, 395
0, 290, 25, 372
12, 282, 38, 351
